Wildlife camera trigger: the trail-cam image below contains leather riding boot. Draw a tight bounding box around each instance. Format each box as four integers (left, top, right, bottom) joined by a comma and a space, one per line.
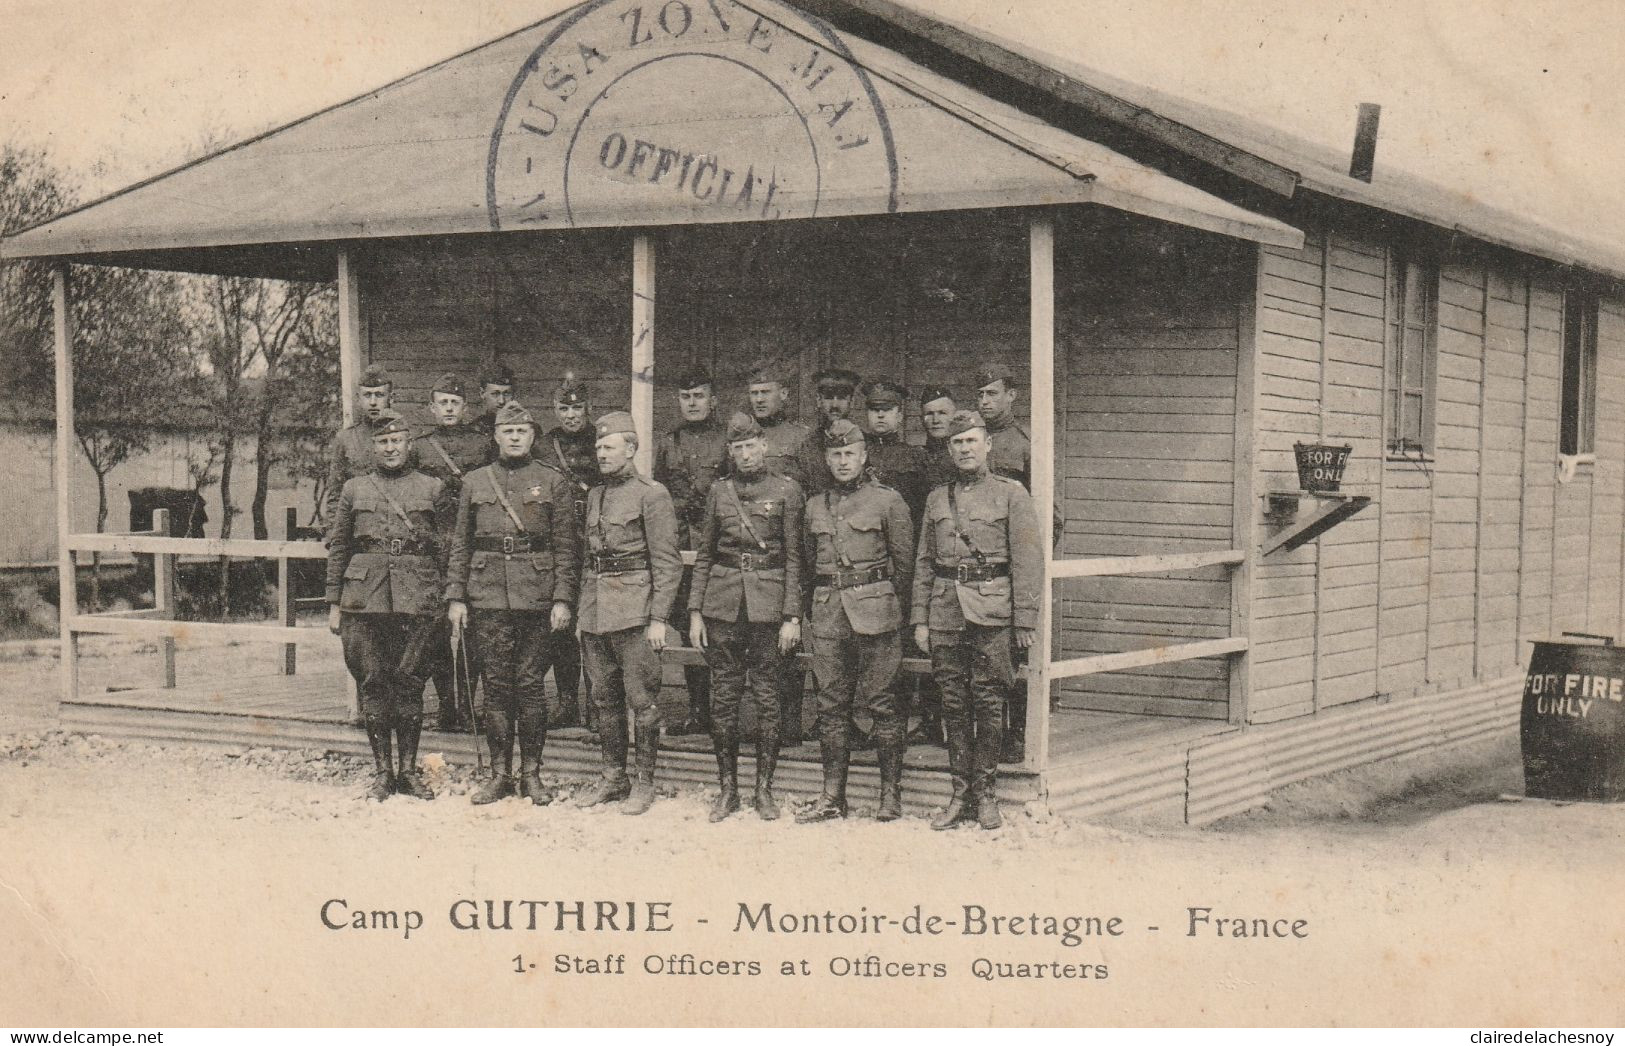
1002, 688, 1028, 765
620, 725, 660, 816
975, 717, 1006, 830
517, 731, 550, 805
553, 693, 580, 730
753, 732, 781, 821
394, 715, 434, 800
795, 727, 849, 824
930, 723, 974, 830
781, 671, 804, 747
975, 769, 1003, 830
876, 742, 905, 822
708, 730, 741, 823
364, 721, 394, 801
471, 721, 515, 805
574, 709, 630, 808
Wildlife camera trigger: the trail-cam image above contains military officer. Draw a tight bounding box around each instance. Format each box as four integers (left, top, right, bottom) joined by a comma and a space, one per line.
919, 385, 960, 495
323, 365, 416, 526
689, 412, 805, 822
973, 364, 1032, 488
572, 412, 683, 816
445, 402, 581, 805
470, 364, 516, 442
912, 410, 1042, 831
797, 368, 862, 495
653, 370, 728, 736
413, 372, 493, 730
796, 420, 914, 824
325, 410, 447, 801
744, 359, 814, 744
544, 373, 601, 728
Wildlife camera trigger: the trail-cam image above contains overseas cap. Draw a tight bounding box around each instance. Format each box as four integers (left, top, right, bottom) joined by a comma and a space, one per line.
358, 364, 393, 390
370, 410, 410, 438
726, 411, 764, 443
675, 369, 713, 392
946, 409, 987, 438
554, 372, 589, 405
865, 380, 906, 408
494, 401, 535, 428
814, 368, 861, 394
746, 359, 788, 386
595, 411, 637, 439
430, 372, 467, 398
822, 418, 866, 448
479, 363, 515, 388
975, 363, 1015, 390
918, 384, 954, 408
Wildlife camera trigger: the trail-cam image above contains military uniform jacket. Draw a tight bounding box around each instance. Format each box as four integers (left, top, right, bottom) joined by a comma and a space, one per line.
690, 470, 804, 624
413, 422, 492, 493
759, 415, 812, 490
578, 471, 682, 635
325, 467, 446, 616
803, 478, 914, 636
445, 459, 581, 612
322, 418, 420, 524
911, 471, 1042, 631
865, 432, 928, 524
654, 417, 728, 549
924, 436, 957, 492
984, 414, 1032, 489
545, 425, 601, 528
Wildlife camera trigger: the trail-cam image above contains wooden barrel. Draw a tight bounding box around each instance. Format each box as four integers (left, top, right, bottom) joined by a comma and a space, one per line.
1521, 636, 1625, 801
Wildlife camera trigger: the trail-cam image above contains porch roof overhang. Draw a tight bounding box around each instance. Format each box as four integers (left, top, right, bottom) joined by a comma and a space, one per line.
0, 0, 1300, 279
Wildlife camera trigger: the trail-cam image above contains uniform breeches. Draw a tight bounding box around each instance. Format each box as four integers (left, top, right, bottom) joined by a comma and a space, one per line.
931, 623, 1012, 766
704, 618, 784, 736
582, 627, 663, 729
340, 613, 438, 727
812, 607, 902, 746
470, 610, 552, 739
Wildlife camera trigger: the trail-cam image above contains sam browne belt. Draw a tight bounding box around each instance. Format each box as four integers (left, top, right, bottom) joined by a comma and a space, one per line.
816, 564, 892, 589
934, 561, 1009, 583
356, 537, 437, 556
716, 549, 785, 571
588, 552, 650, 575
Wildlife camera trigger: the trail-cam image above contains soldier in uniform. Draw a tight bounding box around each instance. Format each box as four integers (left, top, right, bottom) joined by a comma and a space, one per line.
689, 412, 805, 822
325, 410, 447, 801
744, 360, 814, 744
412, 372, 493, 730
323, 365, 416, 526
797, 368, 862, 495
470, 364, 516, 442
445, 402, 581, 805
544, 373, 601, 729
796, 420, 914, 824
973, 364, 1032, 488
572, 412, 683, 816
912, 410, 1042, 831
918, 385, 960, 494
653, 370, 727, 736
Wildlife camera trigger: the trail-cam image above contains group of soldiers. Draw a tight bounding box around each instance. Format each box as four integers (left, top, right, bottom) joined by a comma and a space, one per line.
323, 359, 1040, 830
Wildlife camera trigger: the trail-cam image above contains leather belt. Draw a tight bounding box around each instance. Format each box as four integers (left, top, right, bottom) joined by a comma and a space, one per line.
588, 552, 649, 575
934, 561, 1009, 583
356, 537, 436, 557
474, 535, 542, 554
816, 564, 892, 589
717, 549, 785, 571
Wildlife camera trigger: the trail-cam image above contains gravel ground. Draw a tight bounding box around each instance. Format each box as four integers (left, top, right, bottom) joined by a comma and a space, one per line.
2, 716, 1621, 1027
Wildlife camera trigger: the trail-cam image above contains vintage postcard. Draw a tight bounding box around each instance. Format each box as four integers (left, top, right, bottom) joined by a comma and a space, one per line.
0, 0, 1621, 1029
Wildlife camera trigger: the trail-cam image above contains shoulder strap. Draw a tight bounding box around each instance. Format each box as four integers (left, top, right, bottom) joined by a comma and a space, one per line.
482, 469, 528, 535
554, 436, 588, 491
426, 435, 462, 477
946, 481, 985, 562
726, 480, 767, 551
365, 474, 427, 539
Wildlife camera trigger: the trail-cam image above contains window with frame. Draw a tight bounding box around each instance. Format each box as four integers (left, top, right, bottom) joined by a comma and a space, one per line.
1387, 256, 1439, 456
1560, 289, 1598, 457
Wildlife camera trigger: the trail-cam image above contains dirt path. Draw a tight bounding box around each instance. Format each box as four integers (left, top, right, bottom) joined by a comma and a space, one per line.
1, 724, 1620, 1027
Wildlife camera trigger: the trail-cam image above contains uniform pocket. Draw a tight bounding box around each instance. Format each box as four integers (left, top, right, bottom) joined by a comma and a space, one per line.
339, 562, 373, 611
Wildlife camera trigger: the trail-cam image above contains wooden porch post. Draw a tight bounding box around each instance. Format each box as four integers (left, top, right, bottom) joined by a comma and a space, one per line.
1025, 217, 1055, 773
52, 265, 79, 717
336, 248, 363, 719
337, 248, 365, 426
632, 233, 656, 473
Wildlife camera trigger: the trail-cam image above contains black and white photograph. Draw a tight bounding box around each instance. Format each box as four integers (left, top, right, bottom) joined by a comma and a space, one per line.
1, 0, 1621, 1031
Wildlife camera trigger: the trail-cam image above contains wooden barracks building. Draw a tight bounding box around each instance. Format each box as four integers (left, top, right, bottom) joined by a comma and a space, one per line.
7, 0, 1623, 824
